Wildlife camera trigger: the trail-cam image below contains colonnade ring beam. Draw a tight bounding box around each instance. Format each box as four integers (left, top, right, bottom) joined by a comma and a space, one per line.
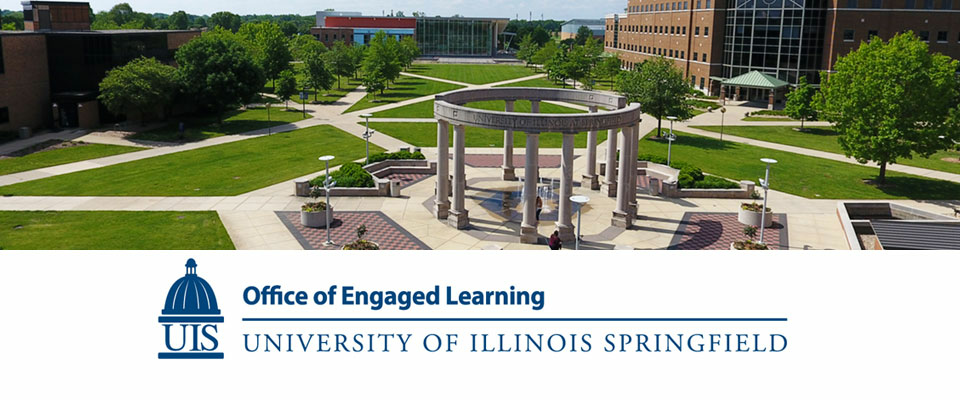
434, 88, 641, 133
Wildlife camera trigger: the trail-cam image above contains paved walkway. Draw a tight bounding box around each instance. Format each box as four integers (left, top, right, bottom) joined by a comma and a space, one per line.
0, 128, 89, 155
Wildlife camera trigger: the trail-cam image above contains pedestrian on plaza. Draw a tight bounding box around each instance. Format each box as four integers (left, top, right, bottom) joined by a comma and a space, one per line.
548, 231, 562, 250
536, 196, 543, 221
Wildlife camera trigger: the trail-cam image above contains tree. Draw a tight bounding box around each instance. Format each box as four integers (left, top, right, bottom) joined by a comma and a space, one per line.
1, 11, 24, 30
209, 11, 241, 32
280, 21, 299, 37
817, 32, 960, 184
350, 44, 367, 80
326, 41, 355, 89
238, 22, 292, 90
595, 54, 623, 89
784, 76, 817, 130
304, 45, 335, 102
563, 45, 591, 89
98, 57, 178, 124
275, 69, 298, 109
397, 36, 421, 71
175, 28, 265, 124
575, 25, 594, 46
545, 46, 569, 87
362, 31, 402, 97
289, 34, 326, 61
616, 57, 694, 137
168, 11, 189, 30
530, 26, 551, 47
516, 34, 540, 65
531, 41, 558, 71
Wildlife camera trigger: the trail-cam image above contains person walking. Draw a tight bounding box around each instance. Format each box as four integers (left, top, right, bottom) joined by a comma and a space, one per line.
548, 231, 562, 250
536, 196, 543, 221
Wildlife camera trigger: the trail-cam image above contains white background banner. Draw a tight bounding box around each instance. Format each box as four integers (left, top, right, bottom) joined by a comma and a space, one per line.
0, 251, 956, 398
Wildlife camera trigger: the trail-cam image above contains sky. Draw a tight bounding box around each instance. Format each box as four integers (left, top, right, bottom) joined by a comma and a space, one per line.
19, 0, 625, 21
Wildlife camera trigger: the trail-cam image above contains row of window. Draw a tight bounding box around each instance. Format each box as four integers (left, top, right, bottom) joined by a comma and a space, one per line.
612, 42, 709, 62
690, 75, 707, 90
626, 0, 713, 13
613, 24, 710, 37
842, 29, 960, 43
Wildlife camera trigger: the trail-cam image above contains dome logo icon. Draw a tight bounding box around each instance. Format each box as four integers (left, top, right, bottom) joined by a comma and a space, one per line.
158, 259, 224, 359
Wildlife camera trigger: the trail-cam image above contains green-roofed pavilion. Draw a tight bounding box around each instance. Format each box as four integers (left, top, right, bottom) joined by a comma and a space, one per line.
718, 71, 791, 110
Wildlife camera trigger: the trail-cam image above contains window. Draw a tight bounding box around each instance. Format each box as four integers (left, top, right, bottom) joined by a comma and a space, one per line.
868, 30, 879, 38
684, 1, 689, 9
680, 51, 684, 58
872, 0, 882, 6
847, 0, 858, 6
693, 52, 698, 60
702, 53, 707, 61
700, 77, 705, 89
669, 49, 674, 57
697, 0, 702, 7
924, 0, 934, 8
942, 0, 953, 9
682, 26, 687, 35
670, 26, 675, 34
937, 31, 948, 42
706, 0, 711, 7
919, 31, 930, 41
695, 26, 700, 35
905, 0, 915, 8
704, 27, 709, 36
0, 107, 8, 124
843, 29, 855, 41
692, 75, 697, 86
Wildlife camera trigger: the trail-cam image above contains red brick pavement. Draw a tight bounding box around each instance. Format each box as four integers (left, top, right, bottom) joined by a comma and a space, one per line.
276, 211, 430, 250
451, 154, 568, 169
382, 172, 431, 189
669, 213, 788, 250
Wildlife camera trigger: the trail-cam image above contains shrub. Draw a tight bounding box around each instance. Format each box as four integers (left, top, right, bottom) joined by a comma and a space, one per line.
741, 202, 772, 212
310, 162, 374, 188
692, 175, 741, 189
368, 150, 425, 163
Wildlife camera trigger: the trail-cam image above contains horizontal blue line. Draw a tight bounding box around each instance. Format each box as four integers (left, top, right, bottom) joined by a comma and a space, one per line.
241, 318, 787, 322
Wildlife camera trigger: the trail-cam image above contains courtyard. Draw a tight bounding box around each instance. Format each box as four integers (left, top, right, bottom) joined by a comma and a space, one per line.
1, 63, 958, 250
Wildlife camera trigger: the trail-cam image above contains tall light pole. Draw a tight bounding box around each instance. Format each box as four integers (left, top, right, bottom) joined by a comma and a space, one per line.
361, 113, 374, 164
570, 195, 590, 250
720, 107, 727, 142
320, 155, 337, 247
666, 116, 678, 166
758, 158, 778, 245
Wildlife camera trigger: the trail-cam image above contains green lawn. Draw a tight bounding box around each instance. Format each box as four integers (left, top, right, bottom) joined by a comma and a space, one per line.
345, 75, 464, 113
0, 211, 234, 250
496, 77, 570, 89
129, 106, 307, 143
0, 143, 143, 176
638, 129, 960, 200
287, 76, 360, 105
693, 125, 960, 175
371, 99, 585, 119
369, 122, 607, 149
742, 117, 799, 122
408, 64, 537, 85
1, 125, 382, 197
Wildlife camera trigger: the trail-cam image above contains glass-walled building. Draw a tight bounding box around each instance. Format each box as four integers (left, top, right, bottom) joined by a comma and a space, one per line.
415, 17, 508, 57
722, 0, 827, 85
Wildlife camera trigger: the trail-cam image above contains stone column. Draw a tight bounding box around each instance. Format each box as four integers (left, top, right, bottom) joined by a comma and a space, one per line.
612, 125, 634, 229
582, 106, 600, 190
448, 124, 469, 229
434, 119, 450, 220
530, 100, 540, 114
626, 123, 639, 219
602, 127, 619, 197
768, 89, 775, 110
520, 132, 540, 244
502, 100, 516, 181
557, 132, 576, 242
720, 86, 727, 105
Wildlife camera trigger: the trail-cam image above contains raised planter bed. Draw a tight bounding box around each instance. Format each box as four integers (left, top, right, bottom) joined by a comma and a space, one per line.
738, 207, 773, 228
301, 204, 333, 228
295, 159, 437, 198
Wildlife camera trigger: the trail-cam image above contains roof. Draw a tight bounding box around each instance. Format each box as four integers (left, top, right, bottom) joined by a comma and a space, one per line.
562, 19, 605, 26
869, 220, 960, 250
720, 70, 790, 89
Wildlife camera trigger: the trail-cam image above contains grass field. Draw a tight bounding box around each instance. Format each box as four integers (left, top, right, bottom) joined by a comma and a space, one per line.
0, 143, 143, 176
638, 129, 960, 200
1, 125, 381, 197
369, 122, 607, 149
371, 99, 586, 119
496, 77, 569, 89
0, 211, 234, 250
693, 125, 960, 175
408, 64, 537, 85
287, 76, 360, 105
345, 75, 464, 113
129, 106, 307, 143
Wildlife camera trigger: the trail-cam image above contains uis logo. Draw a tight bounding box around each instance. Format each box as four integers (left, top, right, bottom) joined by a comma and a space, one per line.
158, 259, 224, 359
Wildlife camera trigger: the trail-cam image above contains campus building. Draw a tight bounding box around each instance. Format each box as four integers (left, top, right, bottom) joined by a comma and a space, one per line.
310, 12, 509, 57
559, 19, 606, 40
0, 1, 198, 133
605, 0, 960, 105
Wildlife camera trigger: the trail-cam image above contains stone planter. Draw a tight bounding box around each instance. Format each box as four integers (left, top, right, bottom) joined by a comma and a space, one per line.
300, 205, 333, 228
341, 241, 380, 250
738, 208, 773, 228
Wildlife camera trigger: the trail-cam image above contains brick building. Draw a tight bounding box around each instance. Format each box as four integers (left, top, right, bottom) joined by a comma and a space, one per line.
605, 0, 960, 102
0, 1, 199, 134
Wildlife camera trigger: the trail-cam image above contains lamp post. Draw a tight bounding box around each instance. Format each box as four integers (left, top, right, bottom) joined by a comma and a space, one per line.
570, 195, 590, 250
301, 88, 308, 119
319, 155, 337, 246
361, 113, 374, 164
267, 98, 272, 134
666, 116, 678, 166
758, 158, 778, 245
720, 107, 727, 142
